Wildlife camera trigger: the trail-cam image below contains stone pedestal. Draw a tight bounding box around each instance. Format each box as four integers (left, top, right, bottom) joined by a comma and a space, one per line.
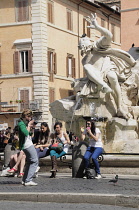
105, 118, 139, 153
72, 142, 88, 178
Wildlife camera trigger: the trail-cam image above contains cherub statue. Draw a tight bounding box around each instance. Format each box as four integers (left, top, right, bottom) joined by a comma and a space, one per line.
78, 13, 136, 119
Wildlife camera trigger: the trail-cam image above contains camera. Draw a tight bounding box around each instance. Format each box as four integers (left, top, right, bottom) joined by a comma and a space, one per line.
31, 118, 38, 125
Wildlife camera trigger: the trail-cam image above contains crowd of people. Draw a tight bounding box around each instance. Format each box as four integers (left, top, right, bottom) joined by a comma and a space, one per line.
1, 109, 73, 185
0, 108, 103, 185
0, 127, 12, 150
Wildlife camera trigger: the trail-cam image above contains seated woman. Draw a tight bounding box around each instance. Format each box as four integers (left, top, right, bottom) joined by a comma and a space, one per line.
81, 119, 103, 179
8, 127, 26, 177
34, 122, 51, 175
35, 122, 51, 158
49, 122, 70, 178
8, 150, 26, 177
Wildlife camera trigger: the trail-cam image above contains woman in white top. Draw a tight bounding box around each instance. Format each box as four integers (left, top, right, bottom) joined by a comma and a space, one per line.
81, 120, 103, 179
49, 122, 70, 178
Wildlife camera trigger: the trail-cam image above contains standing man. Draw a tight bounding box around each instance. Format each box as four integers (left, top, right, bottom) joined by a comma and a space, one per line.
18, 109, 38, 186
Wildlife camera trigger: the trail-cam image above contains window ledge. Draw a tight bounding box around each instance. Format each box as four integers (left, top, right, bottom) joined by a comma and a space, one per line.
1, 105, 18, 108
14, 38, 32, 45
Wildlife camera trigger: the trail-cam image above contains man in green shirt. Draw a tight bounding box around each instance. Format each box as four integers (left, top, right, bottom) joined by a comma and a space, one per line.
18, 109, 38, 186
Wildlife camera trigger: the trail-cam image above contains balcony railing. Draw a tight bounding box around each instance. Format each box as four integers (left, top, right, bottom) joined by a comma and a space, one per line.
0, 100, 42, 113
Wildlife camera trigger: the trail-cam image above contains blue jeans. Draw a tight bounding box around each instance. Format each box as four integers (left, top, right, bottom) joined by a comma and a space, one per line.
50, 150, 66, 158
35, 148, 50, 159
84, 146, 103, 174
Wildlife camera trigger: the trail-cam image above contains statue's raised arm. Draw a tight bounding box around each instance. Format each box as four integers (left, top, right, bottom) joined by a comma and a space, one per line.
86, 13, 112, 48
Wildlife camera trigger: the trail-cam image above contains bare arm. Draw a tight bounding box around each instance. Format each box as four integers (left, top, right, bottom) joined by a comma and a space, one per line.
86, 13, 112, 47
63, 132, 70, 144
86, 128, 100, 141
35, 143, 51, 148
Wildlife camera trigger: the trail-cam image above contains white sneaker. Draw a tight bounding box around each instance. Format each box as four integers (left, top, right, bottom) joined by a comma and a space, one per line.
83, 175, 87, 179
21, 181, 25, 185
95, 174, 102, 179
24, 181, 38, 186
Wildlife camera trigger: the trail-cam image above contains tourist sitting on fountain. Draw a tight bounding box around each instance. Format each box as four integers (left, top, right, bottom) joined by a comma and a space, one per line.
81, 119, 103, 179
49, 122, 70, 178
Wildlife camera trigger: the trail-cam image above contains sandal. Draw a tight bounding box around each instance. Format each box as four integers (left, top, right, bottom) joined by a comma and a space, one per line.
17, 173, 24, 178
8, 168, 17, 173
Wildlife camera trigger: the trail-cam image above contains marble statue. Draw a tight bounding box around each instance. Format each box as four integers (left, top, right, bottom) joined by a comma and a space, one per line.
78, 13, 136, 119
50, 13, 139, 153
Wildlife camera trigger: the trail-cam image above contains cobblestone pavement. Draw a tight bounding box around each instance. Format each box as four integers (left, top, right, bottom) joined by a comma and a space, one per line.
0, 172, 139, 208
0, 172, 139, 195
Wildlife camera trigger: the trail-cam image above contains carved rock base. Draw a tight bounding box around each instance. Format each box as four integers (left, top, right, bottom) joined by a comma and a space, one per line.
104, 118, 139, 153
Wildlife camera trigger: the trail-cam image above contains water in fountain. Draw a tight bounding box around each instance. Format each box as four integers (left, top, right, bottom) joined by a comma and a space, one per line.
89, 102, 97, 117
69, 98, 82, 132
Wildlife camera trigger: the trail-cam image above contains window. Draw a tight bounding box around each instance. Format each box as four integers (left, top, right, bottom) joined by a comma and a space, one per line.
49, 87, 55, 104
67, 9, 73, 31
66, 54, 76, 78
111, 23, 115, 42
14, 50, 32, 73
83, 18, 90, 37
15, 0, 29, 22
48, 0, 54, 23
47, 50, 57, 82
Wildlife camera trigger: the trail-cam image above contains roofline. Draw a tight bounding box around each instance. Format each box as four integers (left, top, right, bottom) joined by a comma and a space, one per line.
97, 2, 120, 15
83, 0, 101, 8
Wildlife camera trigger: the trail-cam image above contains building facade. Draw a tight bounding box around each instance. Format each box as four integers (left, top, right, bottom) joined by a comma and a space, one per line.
121, 0, 139, 51
0, 0, 120, 129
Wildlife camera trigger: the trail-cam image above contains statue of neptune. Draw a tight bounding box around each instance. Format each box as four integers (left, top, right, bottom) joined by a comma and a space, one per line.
78, 13, 136, 119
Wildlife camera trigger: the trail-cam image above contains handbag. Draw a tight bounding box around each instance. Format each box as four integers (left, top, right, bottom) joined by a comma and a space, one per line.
49, 142, 64, 153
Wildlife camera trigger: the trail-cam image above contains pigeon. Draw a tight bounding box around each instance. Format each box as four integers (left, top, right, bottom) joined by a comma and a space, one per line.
132, 43, 135, 47
109, 175, 118, 185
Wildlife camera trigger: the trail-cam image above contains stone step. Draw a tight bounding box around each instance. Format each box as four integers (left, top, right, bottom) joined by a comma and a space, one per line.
1, 154, 139, 175
38, 154, 139, 175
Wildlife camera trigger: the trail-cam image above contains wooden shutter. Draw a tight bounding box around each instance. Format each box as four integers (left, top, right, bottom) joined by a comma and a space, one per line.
111, 24, 115, 42
23, 0, 28, 21
83, 19, 86, 35
67, 10, 72, 31
48, 2, 53, 23
101, 19, 105, 36
53, 52, 57, 74
0, 90, 1, 112
14, 51, 20, 74
47, 51, 51, 73
28, 50, 32, 73
18, 1, 22, 22
87, 21, 90, 37
101, 19, 105, 28
66, 56, 69, 77
72, 57, 76, 78
20, 89, 29, 111
0, 53, 1, 76
17, 0, 28, 22
49, 88, 55, 104
68, 90, 74, 96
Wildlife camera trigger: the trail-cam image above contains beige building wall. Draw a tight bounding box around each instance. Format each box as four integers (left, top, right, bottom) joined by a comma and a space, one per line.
121, 0, 139, 51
